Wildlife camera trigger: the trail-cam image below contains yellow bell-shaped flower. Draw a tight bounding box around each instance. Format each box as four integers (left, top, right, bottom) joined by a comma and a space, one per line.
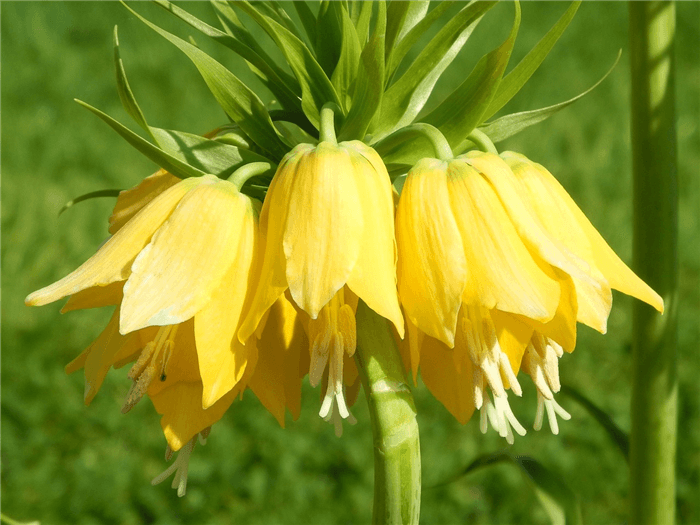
26, 173, 260, 411
239, 140, 404, 427
395, 150, 663, 441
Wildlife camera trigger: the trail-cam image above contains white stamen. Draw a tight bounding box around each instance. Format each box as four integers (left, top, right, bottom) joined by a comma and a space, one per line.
152, 436, 197, 497
494, 394, 526, 444
533, 391, 572, 435
323, 397, 357, 437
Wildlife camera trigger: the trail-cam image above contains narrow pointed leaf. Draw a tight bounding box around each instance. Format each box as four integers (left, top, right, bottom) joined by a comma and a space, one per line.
155, 0, 301, 110
150, 128, 273, 179
294, 2, 318, 45
122, 2, 289, 160
338, 0, 385, 141
76, 100, 208, 179
314, 1, 343, 77
385, 2, 426, 59
236, 1, 341, 127
421, 2, 520, 146
375, 1, 497, 139
385, 1, 455, 80
477, 50, 620, 144
59, 189, 122, 217
330, 2, 361, 111
113, 26, 153, 139
560, 385, 629, 460
354, 1, 374, 48
483, 1, 581, 121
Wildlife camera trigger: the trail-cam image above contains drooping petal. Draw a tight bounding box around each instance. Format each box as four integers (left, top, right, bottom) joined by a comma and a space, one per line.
420, 334, 475, 424
109, 169, 180, 234
396, 158, 466, 346
147, 319, 201, 398
505, 152, 663, 313
193, 196, 258, 408
283, 142, 363, 318
343, 142, 404, 337
446, 160, 560, 321
80, 308, 142, 405
120, 178, 244, 334
490, 309, 534, 376
61, 281, 124, 313
518, 270, 578, 352
25, 176, 202, 307
238, 148, 312, 343
502, 152, 614, 331
150, 381, 241, 452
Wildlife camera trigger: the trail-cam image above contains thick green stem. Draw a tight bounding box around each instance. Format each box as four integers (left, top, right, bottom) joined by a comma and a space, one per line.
228, 161, 276, 190
354, 301, 421, 525
465, 129, 498, 155
374, 124, 453, 161
319, 102, 341, 145
629, 3, 678, 525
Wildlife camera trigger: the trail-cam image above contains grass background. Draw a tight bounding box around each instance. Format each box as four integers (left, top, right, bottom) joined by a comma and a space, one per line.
2, 2, 698, 524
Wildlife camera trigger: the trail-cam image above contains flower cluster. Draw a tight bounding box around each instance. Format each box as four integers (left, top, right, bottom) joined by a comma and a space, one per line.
25, 0, 664, 497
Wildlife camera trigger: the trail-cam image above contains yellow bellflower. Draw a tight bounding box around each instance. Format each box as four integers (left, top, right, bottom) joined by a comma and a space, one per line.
26, 173, 261, 414
396, 151, 663, 441
239, 141, 405, 430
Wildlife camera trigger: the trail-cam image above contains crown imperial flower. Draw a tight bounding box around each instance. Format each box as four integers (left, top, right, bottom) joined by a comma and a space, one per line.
239, 140, 405, 428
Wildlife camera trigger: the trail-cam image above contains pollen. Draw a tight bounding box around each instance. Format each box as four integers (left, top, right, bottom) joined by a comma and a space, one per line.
122, 324, 178, 413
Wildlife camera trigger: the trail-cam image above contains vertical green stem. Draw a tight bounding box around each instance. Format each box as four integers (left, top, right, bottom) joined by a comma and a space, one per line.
629, 3, 678, 525
354, 301, 421, 525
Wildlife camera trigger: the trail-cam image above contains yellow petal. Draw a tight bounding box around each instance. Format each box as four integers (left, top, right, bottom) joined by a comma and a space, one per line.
343, 142, 404, 337
150, 381, 240, 452
508, 153, 663, 313
238, 148, 312, 343
82, 308, 141, 405
25, 176, 201, 307
61, 281, 124, 313
491, 309, 534, 375
120, 178, 245, 334
147, 320, 200, 398
420, 334, 475, 424
446, 160, 560, 321
502, 152, 613, 331
249, 294, 306, 426
192, 196, 259, 408
396, 158, 466, 346
109, 169, 180, 234
283, 142, 363, 317
518, 271, 578, 352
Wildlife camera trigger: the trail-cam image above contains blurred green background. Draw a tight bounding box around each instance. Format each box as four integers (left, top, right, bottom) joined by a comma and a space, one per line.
2, 2, 698, 524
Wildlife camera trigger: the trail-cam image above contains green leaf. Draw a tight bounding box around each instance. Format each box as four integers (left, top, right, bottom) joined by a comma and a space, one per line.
59, 189, 122, 217
385, 1, 454, 80
122, 2, 289, 160
314, 1, 343, 76
330, 3, 361, 111
149, 128, 273, 179
354, 1, 374, 48
374, 1, 497, 139
384, 1, 429, 60
113, 26, 153, 139
155, 0, 301, 110
236, 1, 341, 128
76, 100, 208, 179
483, 1, 581, 121
421, 1, 520, 146
476, 50, 621, 144
338, 0, 385, 141
435, 452, 582, 525
560, 385, 630, 461
293, 2, 318, 45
